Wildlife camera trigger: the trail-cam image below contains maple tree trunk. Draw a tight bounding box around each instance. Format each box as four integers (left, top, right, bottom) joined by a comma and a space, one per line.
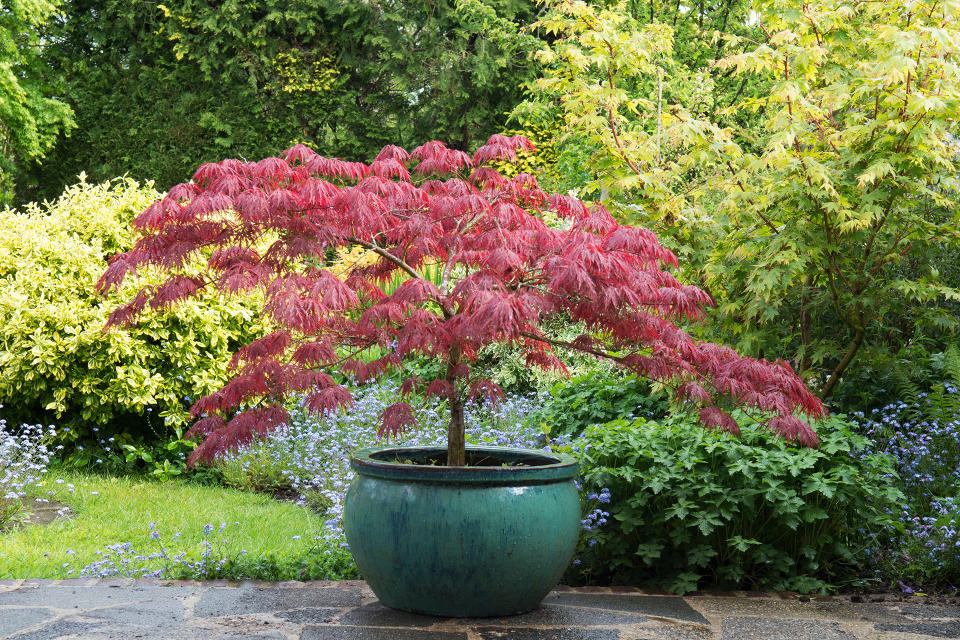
445, 349, 466, 466
447, 394, 466, 466
798, 273, 814, 375
821, 328, 865, 399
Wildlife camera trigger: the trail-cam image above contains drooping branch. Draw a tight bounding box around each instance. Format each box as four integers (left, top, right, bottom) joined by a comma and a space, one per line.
519, 330, 625, 364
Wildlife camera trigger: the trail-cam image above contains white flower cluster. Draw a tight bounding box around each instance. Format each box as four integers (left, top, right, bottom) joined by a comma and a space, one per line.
0, 417, 57, 525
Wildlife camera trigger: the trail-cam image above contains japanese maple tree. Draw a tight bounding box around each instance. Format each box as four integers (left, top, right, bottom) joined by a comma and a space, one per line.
98, 134, 824, 466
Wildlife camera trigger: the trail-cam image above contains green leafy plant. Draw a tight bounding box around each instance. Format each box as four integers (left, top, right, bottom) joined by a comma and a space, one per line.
471, 315, 623, 392
831, 341, 960, 417
89, 521, 359, 582
568, 411, 901, 594
525, 370, 669, 439
118, 435, 195, 481
216, 438, 299, 496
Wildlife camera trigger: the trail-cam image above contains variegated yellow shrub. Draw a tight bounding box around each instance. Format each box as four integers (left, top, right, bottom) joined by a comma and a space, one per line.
0, 177, 265, 446
328, 245, 379, 280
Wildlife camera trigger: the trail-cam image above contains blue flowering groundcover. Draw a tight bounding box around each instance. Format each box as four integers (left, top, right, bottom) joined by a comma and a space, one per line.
2, 380, 959, 593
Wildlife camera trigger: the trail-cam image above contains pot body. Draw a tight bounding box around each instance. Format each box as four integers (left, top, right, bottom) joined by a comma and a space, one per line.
343, 446, 580, 617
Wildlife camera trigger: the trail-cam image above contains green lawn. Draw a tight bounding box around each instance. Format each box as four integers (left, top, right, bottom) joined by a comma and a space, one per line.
0, 469, 355, 580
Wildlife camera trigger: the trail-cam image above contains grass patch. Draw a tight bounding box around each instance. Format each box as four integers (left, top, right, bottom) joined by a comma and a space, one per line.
0, 469, 357, 580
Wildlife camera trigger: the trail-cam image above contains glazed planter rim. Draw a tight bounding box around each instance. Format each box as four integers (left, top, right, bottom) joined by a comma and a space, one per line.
349, 445, 578, 485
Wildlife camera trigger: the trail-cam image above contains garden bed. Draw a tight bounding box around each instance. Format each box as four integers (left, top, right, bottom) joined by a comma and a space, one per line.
3, 375, 959, 596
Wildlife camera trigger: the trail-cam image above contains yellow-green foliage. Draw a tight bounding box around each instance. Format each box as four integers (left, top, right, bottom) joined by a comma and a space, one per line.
0, 177, 264, 443
269, 51, 339, 95
493, 120, 566, 189
328, 245, 378, 280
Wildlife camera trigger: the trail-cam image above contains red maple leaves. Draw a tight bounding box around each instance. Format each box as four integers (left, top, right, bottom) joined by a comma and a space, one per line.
98, 135, 825, 465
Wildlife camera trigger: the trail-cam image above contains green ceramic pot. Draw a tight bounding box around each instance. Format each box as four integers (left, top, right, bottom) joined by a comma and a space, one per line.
343, 446, 580, 617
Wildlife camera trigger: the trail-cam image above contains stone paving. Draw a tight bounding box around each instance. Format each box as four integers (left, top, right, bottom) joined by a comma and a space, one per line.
0, 580, 958, 640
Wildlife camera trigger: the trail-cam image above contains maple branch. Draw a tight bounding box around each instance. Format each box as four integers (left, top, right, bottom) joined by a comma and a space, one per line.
728, 77, 748, 107
604, 43, 648, 183
432, 340, 468, 466
518, 330, 734, 411
867, 94, 881, 150
868, 240, 911, 276
757, 19, 773, 41
821, 328, 865, 399
519, 331, 625, 364
347, 236, 421, 281
318, 339, 380, 371
895, 112, 928, 153
725, 161, 780, 235
794, 138, 816, 190
798, 272, 815, 374
803, 4, 823, 46
815, 203, 856, 294
861, 190, 898, 273
828, 251, 855, 294
821, 255, 846, 321
810, 114, 839, 153
902, 70, 912, 117
440, 256, 457, 297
